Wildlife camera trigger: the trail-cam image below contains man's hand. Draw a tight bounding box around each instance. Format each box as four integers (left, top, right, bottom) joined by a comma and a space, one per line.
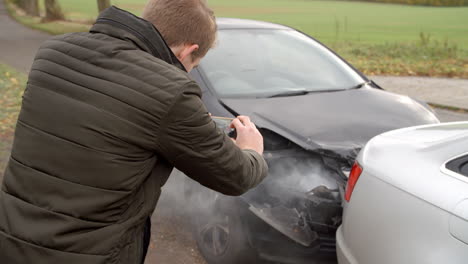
230, 116, 264, 155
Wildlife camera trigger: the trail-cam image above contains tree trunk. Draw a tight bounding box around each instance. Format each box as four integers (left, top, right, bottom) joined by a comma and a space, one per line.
13, 0, 40, 16
26, 0, 39, 16
44, 0, 64, 21
97, 0, 111, 13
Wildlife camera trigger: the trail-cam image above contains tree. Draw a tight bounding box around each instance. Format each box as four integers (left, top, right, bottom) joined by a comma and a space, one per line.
13, 0, 39, 16
97, 0, 111, 13
44, 0, 65, 21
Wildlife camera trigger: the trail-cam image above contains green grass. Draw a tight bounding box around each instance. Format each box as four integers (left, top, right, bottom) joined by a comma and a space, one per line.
0, 63, 26, 175
335, 0, 468, 6
211, 0, 468, 49
7, 0, 468, 77
32, 0, 468, 49
43, 0, 145, 22
335, 38, 468, 77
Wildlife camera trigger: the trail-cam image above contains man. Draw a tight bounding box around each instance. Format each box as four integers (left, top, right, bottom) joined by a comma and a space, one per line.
0, 0, 268, 263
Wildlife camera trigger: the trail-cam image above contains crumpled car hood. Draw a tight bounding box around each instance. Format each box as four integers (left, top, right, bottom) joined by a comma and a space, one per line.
221, 86, 439, 159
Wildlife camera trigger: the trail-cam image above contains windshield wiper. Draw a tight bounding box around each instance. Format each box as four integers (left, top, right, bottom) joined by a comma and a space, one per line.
265, 83, 368, 98
267, 89, 309, 98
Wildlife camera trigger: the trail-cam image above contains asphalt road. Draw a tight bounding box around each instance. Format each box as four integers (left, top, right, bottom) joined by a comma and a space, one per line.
0, 0, 49, 73
372, 76, 468, 111
434, 108, 468, 122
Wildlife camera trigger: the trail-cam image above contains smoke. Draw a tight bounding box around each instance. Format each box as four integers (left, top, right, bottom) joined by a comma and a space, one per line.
268, 156, 339, 192
155, 169, 198, 218
154, 149, 345, 263
155, 169, 223, 222
156, 150, 341, 217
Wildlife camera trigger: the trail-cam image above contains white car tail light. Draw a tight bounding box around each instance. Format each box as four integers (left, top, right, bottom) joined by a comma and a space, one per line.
345, 162, 363, 202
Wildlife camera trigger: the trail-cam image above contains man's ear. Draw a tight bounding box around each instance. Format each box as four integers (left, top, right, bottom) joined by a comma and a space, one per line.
178, 44, 199, 62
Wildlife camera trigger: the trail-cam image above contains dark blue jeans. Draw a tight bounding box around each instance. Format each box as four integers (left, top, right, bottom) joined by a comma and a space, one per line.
141, 217, 151, 264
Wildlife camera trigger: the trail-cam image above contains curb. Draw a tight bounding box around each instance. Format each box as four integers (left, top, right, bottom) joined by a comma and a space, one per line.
428, 103, 468, 113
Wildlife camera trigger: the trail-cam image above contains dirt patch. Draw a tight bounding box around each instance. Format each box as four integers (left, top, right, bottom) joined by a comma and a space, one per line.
0, 138, 12, 179
144, 173, 207, 264
145, 211, 206, 264
0, 65, 25, 179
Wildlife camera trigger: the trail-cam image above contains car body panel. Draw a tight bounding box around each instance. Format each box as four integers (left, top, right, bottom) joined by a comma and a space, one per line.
359, 122, 468, 212
450, 200, 468, 245
217, 18, 290, 30
221, 86, 438, 158
338, 122, 468, 264
338, 173, 468, 264
336, 225, 356, 264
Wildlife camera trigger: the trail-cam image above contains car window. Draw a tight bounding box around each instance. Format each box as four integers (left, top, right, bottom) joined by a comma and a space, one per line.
199, 29, 364, 98
446, 154, 468, 178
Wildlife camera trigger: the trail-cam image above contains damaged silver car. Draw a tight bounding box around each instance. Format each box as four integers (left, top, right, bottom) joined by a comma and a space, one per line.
183, 18, 440, 264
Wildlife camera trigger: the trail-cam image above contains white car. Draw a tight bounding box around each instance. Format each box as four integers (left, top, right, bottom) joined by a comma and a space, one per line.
337, 122, 468, 264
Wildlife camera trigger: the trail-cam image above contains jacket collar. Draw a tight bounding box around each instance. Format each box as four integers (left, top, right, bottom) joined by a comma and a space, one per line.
90, 6, 187, 72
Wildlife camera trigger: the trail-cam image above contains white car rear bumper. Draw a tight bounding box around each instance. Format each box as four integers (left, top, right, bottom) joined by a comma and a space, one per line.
336, 225, 357, 264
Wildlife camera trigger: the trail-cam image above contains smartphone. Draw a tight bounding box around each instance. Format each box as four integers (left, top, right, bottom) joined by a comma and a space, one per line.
212, 116, 237, 138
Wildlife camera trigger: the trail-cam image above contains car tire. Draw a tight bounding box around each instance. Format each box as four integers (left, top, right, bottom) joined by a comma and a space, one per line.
185, 183, 262, 264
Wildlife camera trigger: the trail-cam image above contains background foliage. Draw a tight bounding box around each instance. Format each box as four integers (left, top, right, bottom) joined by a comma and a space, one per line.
336, 0, 468, 6
6, 0, 468, 78
0, 65, 26, 174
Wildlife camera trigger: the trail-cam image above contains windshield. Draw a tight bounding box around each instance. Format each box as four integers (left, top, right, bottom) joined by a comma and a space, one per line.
199, 29, 365, 98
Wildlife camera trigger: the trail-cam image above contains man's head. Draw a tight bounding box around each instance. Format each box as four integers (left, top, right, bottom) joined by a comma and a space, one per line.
142, 0, 217, 72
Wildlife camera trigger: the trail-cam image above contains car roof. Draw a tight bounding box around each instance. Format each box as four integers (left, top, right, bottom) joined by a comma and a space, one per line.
216, 18, 292, 30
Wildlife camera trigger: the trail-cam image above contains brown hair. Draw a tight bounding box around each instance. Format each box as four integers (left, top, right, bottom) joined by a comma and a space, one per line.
142, 0, 217, 60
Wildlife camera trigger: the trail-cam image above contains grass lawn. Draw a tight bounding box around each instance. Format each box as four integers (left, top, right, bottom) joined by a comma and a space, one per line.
0, 64, 26, 176
7, 0, 468, 77
50, 0, 468, 48
212, 0, 468, 50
